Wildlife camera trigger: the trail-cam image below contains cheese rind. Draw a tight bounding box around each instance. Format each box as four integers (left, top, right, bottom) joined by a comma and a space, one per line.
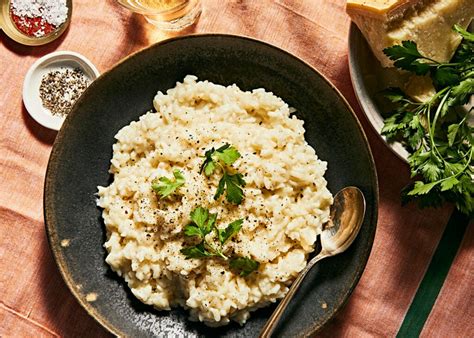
347, 0, 474, 67
347, 0, 420, 19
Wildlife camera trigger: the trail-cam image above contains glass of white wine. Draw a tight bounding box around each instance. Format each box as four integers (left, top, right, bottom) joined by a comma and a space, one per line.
117, 0, 201, 31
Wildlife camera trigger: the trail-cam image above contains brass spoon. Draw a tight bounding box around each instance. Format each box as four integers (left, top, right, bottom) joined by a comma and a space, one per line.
259, 186, 366, 338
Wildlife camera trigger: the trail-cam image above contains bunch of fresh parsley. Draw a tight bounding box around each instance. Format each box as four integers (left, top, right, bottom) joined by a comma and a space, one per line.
180, 206, 259, 276
200, 143, 246, 204
381, 25, 473, 215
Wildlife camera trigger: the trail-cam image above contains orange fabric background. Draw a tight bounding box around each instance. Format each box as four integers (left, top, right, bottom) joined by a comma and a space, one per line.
0, 0, 471, 337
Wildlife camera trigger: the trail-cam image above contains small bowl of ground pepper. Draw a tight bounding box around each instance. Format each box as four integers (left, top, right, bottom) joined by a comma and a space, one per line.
0, 0, 72, 46
23, 51, 100, 130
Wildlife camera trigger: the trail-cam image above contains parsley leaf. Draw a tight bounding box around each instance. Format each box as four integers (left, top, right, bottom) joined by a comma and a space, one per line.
218, 219, 243, 245
383, 41, 431, 75
152, 169, 185, 199
183, 224, 204, 238
229, 257, 260, 277
216, 145, 241, 165
201, 144, 246, 204
382, 87, 412, 103
203, 159, 217, 176
180, 243, 213, 259
408, 181, 438, 195
448, 78, 474, 107
200, 143, 241, 176
190, 206, 209, 230
433, 67, 460, 88
440, 176, 460, 192
184, 206, 216, 239
201, 148, 218, 176
420, 159, 441, 181
447, 124, 460, 147
214, 172, 246, 204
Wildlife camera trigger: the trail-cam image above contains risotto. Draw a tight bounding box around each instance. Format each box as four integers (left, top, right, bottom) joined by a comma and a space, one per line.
97, 75, 333, 326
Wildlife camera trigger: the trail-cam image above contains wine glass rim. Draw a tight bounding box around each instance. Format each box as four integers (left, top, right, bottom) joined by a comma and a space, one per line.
116, 0, 193, 15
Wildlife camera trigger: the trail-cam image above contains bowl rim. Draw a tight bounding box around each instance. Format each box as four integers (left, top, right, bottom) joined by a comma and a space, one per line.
348, 23, 410, 163
44, 33, 379, 336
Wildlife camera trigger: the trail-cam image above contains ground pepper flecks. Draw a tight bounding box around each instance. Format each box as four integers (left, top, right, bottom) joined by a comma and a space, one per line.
39, 68, 90, 117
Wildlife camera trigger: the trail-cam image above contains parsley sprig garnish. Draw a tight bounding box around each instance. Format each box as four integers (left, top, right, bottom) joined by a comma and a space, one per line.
381, 25, 473, 215
180, 206, 259, 276
152, 169, 185, 199
200, 144, 246, 204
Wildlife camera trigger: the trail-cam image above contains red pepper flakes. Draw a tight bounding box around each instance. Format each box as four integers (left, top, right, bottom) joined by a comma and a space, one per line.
10, 13, 56, 37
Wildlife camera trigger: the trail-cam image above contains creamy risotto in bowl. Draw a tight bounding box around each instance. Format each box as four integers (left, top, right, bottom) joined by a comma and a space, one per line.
97, 75, 333, 326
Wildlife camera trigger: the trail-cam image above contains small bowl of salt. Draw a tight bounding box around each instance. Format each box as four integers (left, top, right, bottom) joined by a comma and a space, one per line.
23, 51, 100, 131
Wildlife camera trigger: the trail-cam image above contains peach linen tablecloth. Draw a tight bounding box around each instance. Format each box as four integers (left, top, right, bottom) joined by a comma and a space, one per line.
0, 0, 472, 337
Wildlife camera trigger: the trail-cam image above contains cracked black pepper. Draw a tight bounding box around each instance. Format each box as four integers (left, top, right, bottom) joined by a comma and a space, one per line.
39, 68, 90, 117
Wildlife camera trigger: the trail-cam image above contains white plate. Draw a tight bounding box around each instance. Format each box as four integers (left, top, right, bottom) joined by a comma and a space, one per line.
23, 51, 100, 131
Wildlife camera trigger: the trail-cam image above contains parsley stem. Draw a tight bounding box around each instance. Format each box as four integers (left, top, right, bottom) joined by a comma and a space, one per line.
213, 247, 228, 260
429, 87, 450, 104
462, 70, 474, 79
427, 90, 452, 165
204, 241, 227, 260
432, 147, 473, 186
403, 99, 423, 106
421, 56, 440, 65
216, 161, 225, 172
437, 62, 467, 68
456, 114, 468, 130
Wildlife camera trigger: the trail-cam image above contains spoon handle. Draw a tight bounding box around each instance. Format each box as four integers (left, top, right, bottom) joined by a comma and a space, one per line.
259, 253, 326, 338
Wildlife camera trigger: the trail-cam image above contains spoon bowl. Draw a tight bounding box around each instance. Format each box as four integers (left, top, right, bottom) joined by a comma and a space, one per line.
260, 186, 366, 337
321, 187, 366, 255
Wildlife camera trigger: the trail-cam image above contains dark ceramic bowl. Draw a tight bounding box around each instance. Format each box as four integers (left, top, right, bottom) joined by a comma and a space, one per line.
45, 34, 378, 337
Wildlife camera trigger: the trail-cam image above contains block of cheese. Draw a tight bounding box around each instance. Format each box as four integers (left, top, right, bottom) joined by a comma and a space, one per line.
347, 0, 474, 67
404, 75, 436, 102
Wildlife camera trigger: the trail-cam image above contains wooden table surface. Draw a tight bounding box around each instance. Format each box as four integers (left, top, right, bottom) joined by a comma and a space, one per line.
0, 0, 472, 337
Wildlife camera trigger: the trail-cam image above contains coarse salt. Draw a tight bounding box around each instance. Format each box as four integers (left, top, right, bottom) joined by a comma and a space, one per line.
11, 0, 68, 28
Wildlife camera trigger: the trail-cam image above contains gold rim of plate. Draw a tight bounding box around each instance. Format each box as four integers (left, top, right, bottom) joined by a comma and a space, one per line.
0, 0, 72, 46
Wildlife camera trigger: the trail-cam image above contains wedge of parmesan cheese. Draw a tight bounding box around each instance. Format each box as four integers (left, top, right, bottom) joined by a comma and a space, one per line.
347, 0, 474, 67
